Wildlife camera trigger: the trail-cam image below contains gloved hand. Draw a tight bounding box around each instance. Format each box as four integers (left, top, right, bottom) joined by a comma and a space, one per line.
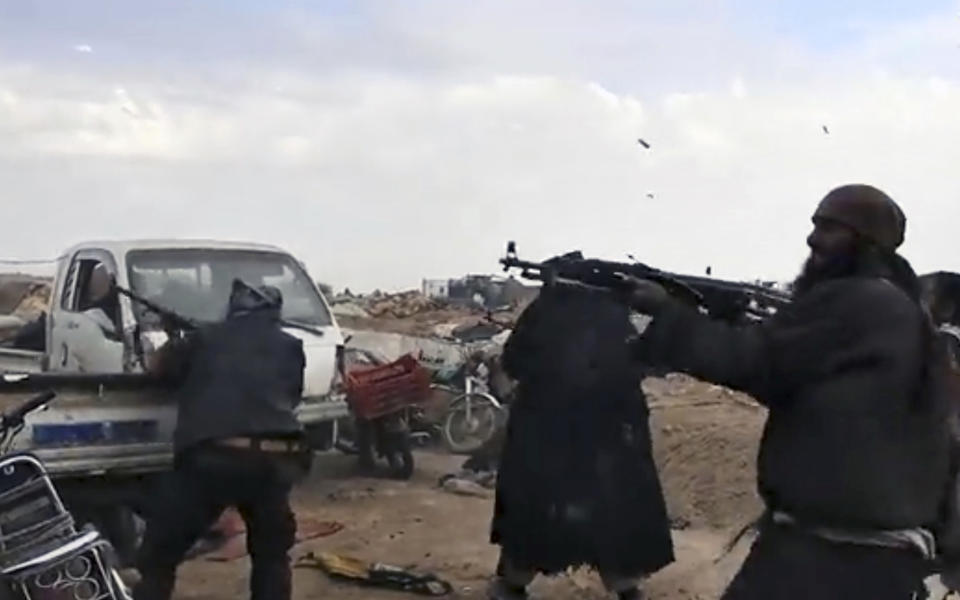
615, 274, 671, 316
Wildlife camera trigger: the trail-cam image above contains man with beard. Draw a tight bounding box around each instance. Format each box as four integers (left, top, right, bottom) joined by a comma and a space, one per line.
488, 281, 674, 600
622, 184, 954, 599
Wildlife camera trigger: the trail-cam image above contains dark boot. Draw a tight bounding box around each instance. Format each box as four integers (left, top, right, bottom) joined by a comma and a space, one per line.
133, 567, 176, 600
616, 588, 644, 600
488, 578, 528, 599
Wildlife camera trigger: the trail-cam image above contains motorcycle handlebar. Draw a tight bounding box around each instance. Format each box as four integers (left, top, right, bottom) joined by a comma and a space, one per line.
3, 390, 55, 427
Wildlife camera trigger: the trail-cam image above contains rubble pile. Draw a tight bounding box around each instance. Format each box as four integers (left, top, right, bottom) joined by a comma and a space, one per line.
0, 276, 51, 319
0, 277, 50, 342
13, 282, 51, 320
332, 290, 488, 320
331, 289, 524, 339
364, 291, 459, 319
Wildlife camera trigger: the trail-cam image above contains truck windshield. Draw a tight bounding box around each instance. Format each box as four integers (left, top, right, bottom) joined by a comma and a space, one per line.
126, 249, 333, 326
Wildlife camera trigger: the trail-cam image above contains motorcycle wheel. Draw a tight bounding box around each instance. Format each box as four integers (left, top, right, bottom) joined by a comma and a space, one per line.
442, 394, 501, 455
386, 432, 415, 480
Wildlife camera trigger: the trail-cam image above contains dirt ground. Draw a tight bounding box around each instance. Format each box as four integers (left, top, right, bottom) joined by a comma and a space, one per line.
172, 376, 768, 599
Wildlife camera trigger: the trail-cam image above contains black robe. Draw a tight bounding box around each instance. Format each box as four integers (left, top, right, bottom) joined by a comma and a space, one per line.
491, 286, 674, 576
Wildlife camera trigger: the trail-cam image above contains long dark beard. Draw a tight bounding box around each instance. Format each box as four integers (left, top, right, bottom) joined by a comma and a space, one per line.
791, 252, 858, 297
792, 244, 924, 305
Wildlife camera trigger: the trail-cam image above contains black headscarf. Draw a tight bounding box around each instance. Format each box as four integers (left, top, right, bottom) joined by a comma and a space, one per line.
227, 279, 283, 319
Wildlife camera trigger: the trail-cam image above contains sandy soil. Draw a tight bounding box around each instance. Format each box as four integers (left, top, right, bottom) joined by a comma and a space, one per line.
169, 376, 768, 599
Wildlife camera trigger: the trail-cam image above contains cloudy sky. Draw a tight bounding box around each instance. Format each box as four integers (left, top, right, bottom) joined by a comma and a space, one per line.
2, 1, 960, 292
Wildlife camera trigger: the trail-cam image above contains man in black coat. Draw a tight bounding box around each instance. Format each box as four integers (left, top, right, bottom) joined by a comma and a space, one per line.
134, 280, 309, 600
624, 184, 954, 599
488, 284, 674, 600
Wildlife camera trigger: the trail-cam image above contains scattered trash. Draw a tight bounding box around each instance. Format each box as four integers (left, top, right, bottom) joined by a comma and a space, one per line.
450, 321, 503, 343
438, 471, 495, 498
189, 509, 345, 562
327, 487, 378, 502
296, 551, 453, 596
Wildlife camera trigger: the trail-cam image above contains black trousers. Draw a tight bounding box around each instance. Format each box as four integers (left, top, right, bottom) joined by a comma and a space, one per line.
134, 445, 305, 600
722, 522, 931, 600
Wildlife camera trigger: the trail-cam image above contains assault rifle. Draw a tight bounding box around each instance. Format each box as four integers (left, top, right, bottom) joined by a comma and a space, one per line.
112, 279, 326, 337
499, 241, 791, 323
112, 284, 198, 334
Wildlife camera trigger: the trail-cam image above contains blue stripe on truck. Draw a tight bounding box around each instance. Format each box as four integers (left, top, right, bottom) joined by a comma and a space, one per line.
32, 420, 159, 447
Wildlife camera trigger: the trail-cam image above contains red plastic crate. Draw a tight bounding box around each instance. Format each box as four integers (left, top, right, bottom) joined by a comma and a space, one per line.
345, 354, 431, 420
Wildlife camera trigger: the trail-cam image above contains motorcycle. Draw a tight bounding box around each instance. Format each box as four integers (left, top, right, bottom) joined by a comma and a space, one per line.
432, 352, 508, 455
338, 345, 431, 480
0, 391, 132, 600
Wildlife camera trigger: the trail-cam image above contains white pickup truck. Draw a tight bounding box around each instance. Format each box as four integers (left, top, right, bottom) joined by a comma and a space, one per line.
0, 239, 350, 560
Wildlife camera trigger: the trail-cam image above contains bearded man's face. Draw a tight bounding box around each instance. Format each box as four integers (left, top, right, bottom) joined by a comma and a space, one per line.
793, 218, 859, 295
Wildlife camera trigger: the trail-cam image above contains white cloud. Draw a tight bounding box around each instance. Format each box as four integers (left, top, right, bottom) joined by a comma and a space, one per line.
730, 77, 747, 99
1, 3, 960, 292
72, 44, 93, 54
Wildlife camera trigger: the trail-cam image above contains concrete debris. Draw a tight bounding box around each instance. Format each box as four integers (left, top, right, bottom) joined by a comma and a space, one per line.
0, 276, 50, 319
0, 276, 50, 341
439, 475, 494, 498
334, 289, 486, 321
334, 285, 529, 339
0, 315, 25, 338
331, 301, 371, 319
14, 288, 49, 320
440, 468, 497, 490
431, 323, 460, 338
450, 322, 503, 343
363, 291, 452, 319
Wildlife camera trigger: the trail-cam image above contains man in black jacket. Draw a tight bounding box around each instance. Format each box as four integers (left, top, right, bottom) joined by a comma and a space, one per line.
624, 184, 953, 599
134, 280, 309, 600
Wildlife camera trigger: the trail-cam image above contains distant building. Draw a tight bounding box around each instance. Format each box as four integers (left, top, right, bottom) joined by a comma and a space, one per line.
422, 278, 450, 298
424, 274, 538, 308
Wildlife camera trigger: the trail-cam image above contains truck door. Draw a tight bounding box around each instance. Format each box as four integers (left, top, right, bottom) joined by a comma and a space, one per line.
49, 249, 125, 373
